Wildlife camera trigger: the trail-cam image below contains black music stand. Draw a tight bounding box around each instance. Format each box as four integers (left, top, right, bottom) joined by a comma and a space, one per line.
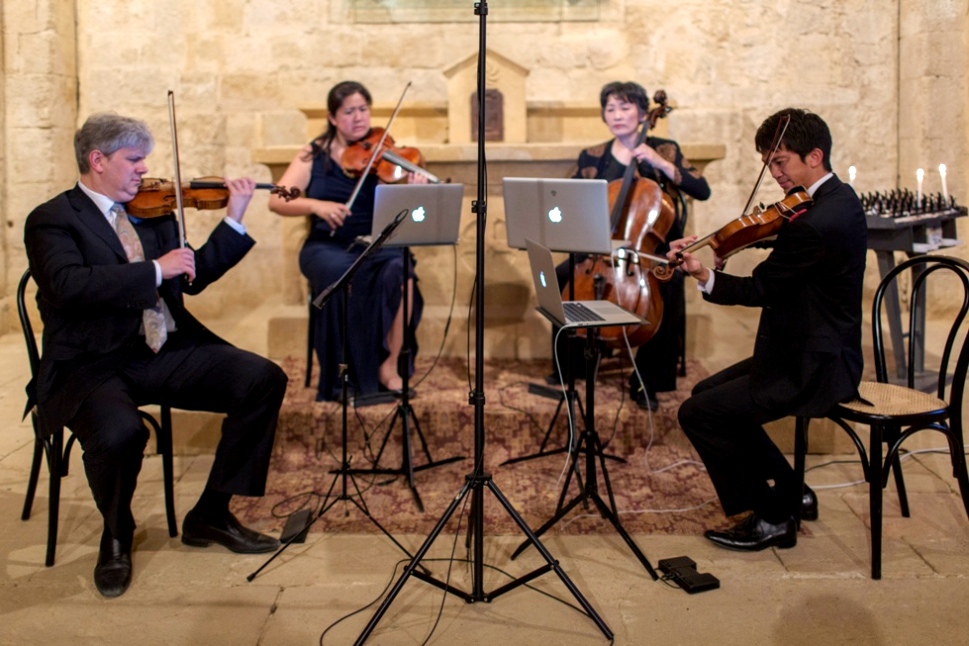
348, 236, 464, 513
510, 313, 658, 580
353, 4, 611, 643
247, 209, 421, 582
501, 252, 587, 467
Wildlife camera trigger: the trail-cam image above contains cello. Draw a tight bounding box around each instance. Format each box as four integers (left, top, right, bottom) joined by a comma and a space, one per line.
567, 90, 677, 348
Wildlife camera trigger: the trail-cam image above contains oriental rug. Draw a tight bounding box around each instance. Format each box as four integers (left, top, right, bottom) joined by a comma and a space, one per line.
233, 356, 729, 537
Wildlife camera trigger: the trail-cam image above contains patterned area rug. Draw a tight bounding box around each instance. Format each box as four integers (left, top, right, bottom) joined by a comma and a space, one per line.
233, 356, 729, 536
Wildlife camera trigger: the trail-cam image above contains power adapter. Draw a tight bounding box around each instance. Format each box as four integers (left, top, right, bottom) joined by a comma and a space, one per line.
658, 556, 720, 594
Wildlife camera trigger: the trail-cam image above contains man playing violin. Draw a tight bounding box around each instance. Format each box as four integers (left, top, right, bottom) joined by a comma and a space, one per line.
671, 108, 866, 551
24, 112, 288, 597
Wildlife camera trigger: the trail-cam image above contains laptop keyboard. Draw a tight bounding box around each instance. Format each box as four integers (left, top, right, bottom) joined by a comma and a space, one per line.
563, 302, 605, 323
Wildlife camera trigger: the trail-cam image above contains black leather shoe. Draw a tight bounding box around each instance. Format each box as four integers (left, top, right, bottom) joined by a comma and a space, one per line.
801, 485, 819, 522
704, 513, 797, 551
631, 386, 659, 411
181, 509, 280, 554
94, 531, 132, 598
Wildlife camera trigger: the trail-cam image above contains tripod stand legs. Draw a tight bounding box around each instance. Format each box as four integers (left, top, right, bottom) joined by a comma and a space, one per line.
511, 426, 657, 579
500, 387, 585, 466
350, 402, 464, 512
247, 455, 425, 582
354, 472, 613, 644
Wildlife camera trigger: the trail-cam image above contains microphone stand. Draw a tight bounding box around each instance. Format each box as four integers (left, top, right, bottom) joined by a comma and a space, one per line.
247, 209, 421, 582
353, 3, 611, 643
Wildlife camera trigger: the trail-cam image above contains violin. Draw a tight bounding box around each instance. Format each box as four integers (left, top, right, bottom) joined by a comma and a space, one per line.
125, 176, 301, 218
651, 188, 813, 281
341, 127, 441, 184
652, 113, 807, 281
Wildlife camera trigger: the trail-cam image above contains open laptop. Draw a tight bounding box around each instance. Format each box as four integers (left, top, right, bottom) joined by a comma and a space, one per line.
372, 183, 464, 247
525, 238, 643, 328
503, 177, 616, 254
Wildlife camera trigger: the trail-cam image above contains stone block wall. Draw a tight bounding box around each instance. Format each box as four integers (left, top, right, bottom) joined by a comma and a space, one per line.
2, 0, 967, 350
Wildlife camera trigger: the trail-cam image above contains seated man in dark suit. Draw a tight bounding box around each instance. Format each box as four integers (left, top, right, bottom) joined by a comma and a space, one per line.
670, 108, 866, 551
24, 112, 289, 597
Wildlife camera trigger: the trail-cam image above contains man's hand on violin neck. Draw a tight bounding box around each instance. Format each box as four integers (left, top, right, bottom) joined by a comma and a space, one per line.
224, 176, 256, 223
157, 248, 196, 281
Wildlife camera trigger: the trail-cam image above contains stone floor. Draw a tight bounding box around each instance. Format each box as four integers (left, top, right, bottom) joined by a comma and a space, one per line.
2, 301, 969, 646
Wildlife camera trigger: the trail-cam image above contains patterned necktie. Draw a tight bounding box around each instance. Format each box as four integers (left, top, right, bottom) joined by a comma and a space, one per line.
111, 203, 168, 353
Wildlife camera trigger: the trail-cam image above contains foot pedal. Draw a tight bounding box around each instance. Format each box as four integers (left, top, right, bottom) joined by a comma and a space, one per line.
528, 382, 564, 401
280, 509, 312, 544
658, 556, 720, 594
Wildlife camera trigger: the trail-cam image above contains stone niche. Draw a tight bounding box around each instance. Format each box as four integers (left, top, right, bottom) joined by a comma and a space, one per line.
253, 50, 725, 362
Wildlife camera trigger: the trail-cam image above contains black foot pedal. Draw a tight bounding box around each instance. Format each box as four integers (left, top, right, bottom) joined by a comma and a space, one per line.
280, 509, 313, 544
658, 556, 720, 594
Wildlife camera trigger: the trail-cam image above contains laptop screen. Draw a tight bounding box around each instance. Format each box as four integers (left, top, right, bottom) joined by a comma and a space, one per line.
503, 177, 613, 254
372, 183, 464, 247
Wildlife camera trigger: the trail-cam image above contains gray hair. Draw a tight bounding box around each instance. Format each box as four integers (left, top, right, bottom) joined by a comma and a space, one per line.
74, 112, 154, 174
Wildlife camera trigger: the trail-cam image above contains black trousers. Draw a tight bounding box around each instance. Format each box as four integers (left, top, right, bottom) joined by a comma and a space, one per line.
677, 357, 796, 522
68, 333, 288, 542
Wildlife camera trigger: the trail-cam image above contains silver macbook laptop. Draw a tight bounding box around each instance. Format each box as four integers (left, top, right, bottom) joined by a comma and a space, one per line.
372, 183, 464, 247
503, 177, 615, 254
525, 238, 643, 328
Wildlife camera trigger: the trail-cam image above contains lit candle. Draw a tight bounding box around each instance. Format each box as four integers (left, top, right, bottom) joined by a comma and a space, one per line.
848, 166, 856, 186
917, 168, 924, 202
939, 164, 949, 204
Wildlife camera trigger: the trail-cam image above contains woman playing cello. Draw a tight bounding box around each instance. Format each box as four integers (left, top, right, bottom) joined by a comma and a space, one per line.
555, 81, 710, 410
269, 80, 427, 401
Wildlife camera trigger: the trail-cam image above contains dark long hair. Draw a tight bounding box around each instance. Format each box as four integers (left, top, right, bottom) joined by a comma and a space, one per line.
309, 81, 373, 163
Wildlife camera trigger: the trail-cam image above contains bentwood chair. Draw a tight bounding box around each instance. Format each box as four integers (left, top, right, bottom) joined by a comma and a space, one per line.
18, 269, 178, 566
795, 255, 969, 579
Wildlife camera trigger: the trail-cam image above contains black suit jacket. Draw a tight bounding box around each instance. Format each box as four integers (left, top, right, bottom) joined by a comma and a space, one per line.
705, 175, 867, 417
24, 184, 255, 437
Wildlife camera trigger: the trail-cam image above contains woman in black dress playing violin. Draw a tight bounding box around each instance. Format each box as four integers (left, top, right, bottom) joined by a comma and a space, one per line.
557, 81, 711, 410
270, 80, 427, 401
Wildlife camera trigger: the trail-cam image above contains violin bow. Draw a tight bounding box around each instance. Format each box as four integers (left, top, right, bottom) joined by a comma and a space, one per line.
167, 90, 188, 248
663, 114, 792, 271
344, 81, 412, 212
741, 113, 791, 216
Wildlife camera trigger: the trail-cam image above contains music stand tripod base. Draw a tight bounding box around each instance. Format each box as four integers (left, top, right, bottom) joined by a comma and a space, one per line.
511, 322, 658, 580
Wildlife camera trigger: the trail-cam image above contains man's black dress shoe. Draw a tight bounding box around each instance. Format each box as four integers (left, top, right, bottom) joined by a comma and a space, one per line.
704, 513, 797, 551
94, 531, 132, 598
801, 485, 819, 522
181, 509, 280, 554
631, 386, 659, 411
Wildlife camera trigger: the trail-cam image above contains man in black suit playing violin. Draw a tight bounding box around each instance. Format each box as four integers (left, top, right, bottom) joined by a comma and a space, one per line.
670, 108, 866, 551
24, 112, 288, 597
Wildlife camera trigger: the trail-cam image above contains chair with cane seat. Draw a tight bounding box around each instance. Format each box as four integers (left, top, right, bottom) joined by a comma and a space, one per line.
794, 255, 969, 579
18, 268, 178, 566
